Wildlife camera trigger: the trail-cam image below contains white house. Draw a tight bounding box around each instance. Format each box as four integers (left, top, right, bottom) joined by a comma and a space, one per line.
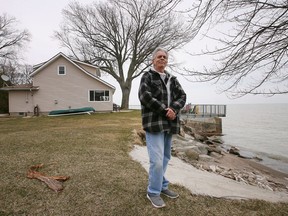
1, 52, 116, 116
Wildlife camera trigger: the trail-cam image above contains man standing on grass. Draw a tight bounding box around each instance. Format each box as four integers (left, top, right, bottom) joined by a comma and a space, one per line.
138, 47, 186, 208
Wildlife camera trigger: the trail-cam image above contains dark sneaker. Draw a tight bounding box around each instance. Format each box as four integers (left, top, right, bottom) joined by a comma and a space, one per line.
146, 194, 166, 208
161, 189, 179, 199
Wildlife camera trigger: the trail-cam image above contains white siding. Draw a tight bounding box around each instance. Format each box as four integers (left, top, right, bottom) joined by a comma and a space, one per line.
9, 91, 35, 115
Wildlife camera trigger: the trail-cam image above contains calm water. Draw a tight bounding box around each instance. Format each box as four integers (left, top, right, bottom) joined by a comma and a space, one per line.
222, 104, 288, 174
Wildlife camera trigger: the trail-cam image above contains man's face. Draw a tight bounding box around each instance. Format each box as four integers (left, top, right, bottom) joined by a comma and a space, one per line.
152, 51, 168, 72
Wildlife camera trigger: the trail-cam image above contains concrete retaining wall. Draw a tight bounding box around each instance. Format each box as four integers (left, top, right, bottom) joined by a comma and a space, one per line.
184, 117, 222, 136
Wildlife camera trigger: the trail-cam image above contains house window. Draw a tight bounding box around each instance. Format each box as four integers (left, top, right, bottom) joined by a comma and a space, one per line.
89, 90, 110, 101
58, 66, 66, 75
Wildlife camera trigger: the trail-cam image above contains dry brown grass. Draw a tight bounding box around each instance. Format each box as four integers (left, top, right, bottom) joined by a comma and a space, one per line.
0, 111, 287, 216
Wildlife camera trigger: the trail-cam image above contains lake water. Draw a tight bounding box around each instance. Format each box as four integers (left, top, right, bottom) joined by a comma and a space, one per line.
222, 103, 288, 174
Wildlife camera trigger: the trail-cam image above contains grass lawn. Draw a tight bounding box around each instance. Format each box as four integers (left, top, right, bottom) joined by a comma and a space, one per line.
0, 110, 287, 216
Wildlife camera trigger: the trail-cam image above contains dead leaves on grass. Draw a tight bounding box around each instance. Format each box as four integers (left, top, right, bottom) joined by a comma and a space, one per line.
27, 164, 69, 192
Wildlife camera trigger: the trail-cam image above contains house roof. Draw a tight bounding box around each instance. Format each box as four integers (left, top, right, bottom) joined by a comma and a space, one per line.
30, 52, 115, 91
0, 84, 39, 91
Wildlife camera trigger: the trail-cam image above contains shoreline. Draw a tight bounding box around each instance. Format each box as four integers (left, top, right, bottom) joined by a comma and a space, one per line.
171, 133, 288, 194
129, 145, 288, 203
131, 129, 288, 202
220, 142, 288, 174
259, 154, 288, 174
205, 151, 288, 192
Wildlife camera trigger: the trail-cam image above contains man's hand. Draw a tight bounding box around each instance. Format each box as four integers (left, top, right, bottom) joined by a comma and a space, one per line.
166, 108, 176, 120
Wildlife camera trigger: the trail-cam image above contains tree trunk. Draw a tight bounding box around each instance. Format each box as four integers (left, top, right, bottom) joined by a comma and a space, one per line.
120, 81, 132, 109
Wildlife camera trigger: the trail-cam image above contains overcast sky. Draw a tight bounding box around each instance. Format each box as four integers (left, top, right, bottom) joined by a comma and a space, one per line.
1, 0, 287, 106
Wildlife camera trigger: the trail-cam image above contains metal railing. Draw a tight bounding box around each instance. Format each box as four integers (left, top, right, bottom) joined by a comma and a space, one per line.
181, 104, 226, 118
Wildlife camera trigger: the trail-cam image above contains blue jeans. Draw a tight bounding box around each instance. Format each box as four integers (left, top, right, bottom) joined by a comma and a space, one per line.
146, 131, 172, 196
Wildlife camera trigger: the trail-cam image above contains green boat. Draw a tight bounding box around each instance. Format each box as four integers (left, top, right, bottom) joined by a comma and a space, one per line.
48, 107, 95, 116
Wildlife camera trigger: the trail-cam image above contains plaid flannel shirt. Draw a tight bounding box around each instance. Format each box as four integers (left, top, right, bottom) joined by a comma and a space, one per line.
138, 69, 186, 134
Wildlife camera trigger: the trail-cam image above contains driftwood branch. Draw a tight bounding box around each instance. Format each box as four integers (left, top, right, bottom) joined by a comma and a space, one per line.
27, 164, 70, 192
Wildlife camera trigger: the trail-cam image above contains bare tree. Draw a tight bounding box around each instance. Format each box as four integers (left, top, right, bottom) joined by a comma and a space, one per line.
0, 13, 31, 86
55, 0, 196, 109
0, 13, 30, 61
9, 63, 32, 85
185, 0, 288, 98
18, 64, 33, 84
0, 58, 32, 85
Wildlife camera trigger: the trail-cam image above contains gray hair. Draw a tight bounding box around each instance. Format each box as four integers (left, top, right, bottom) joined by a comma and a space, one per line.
152, 47, 169, 60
